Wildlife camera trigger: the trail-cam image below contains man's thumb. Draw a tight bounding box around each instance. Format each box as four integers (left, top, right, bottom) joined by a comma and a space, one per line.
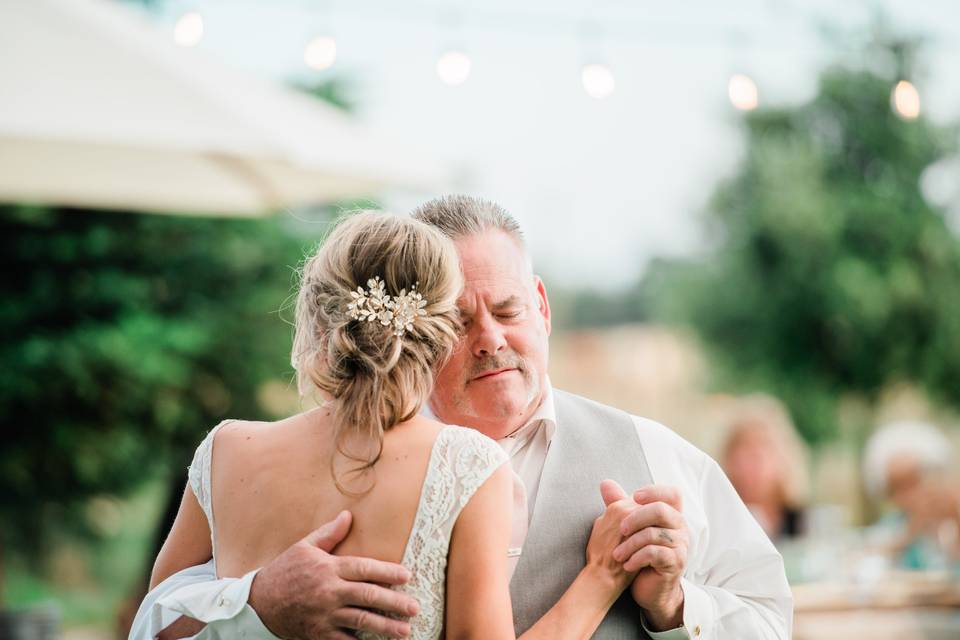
303, 510, 352, 552
600, 479, 628, 506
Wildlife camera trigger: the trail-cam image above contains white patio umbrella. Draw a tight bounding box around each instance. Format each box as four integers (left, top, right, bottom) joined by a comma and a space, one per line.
0, 0, 445, 216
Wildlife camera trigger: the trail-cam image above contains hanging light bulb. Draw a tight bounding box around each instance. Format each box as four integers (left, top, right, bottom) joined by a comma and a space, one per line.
436, 50, 471, 86
173, 12, 204, 47
728, 74, 758, 111
304, 36, 337, 71
892, 80, 920, 120
581, 63, 615, 99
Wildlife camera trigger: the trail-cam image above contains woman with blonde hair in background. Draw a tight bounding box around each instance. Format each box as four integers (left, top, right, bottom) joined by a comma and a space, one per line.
720, 394, 811, 543
136, 211, 636, 640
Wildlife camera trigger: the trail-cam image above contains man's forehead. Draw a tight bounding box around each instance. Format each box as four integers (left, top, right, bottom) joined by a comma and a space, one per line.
455, 228, 530, 271
454, 229, 534, 308
456, 289, 524, 312
456, 277, 528, 310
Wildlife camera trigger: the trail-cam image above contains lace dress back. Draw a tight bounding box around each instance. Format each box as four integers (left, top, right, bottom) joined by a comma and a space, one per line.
188, 422, 507, 640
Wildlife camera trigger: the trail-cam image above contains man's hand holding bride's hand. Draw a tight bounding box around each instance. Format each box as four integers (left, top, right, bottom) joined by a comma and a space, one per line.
584, 481, 640, 595
610, 484, 688, 631
249, 511, 419, 640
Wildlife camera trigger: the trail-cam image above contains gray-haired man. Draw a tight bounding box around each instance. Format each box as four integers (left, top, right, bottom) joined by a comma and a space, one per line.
132, 196, 792, 640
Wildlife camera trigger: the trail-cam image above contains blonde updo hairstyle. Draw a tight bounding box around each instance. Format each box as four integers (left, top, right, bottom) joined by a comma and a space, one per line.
291, 211, 462, 489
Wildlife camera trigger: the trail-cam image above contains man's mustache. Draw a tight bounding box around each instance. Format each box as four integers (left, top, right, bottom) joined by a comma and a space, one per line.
468, 354, 526, 380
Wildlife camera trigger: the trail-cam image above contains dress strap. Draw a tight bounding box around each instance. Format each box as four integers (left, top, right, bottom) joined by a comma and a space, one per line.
362, 426, 507, 640
187, 419, 235, 566
416, 426, 509, 556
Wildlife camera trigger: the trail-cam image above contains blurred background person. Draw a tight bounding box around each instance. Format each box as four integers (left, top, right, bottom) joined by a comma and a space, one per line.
720, 395, 811, 544
863, 420, 960, 568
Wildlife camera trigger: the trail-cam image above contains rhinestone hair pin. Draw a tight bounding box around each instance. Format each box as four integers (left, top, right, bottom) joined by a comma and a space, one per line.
346, 276, 428, 337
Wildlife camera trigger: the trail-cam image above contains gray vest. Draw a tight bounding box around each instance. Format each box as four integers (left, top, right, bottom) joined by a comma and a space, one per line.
509, 390, 653, 639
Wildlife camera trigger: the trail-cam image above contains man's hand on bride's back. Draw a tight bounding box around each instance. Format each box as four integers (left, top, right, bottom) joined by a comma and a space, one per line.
249, 510, 420, 640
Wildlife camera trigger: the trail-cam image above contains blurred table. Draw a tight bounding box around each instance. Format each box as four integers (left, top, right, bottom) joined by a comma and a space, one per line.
792, 572, 960, 640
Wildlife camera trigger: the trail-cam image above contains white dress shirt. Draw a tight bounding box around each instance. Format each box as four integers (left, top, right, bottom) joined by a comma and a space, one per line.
131, 382, 792, 640
497, 383, 792, 639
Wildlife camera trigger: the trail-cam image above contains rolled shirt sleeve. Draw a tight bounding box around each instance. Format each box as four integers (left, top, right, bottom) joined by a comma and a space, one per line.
642, 614, 693, 639
128, 560, 280, 640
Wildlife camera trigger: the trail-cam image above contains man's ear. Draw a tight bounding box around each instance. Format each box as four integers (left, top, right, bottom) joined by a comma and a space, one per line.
534, 275, 552, 336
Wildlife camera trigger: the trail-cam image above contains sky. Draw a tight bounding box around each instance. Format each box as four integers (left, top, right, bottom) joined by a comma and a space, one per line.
153, 0, 960, 289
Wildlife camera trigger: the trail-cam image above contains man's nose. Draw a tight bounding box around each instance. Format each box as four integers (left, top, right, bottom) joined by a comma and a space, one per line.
471, 316, 507, 357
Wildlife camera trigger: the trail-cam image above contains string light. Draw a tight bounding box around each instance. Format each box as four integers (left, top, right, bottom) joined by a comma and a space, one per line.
164, 9, 941, 116
728, 73, 758, 111
173, 12, 204, 47
581, 63, 615, 99
436, 50, 471, 86
304, 36, 337, 70
892, 80, 920, 120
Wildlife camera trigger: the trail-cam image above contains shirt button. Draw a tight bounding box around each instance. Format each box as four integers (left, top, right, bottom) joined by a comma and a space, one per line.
694, 624, 701, 636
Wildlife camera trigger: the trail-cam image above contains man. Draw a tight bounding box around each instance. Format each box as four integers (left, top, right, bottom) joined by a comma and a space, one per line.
131, 196, 792, 639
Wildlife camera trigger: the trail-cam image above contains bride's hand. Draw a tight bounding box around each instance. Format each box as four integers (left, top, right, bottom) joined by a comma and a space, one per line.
584, 486, 637, 593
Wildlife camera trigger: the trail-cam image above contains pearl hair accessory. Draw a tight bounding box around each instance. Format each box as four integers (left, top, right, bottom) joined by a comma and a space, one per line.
346, 276, 428, 337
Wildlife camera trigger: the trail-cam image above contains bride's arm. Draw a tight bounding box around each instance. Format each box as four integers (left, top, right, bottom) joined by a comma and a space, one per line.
444, 463, 517, 639
445, 466, 634, 640
151, 483, 214, 589
518, 500, 635, 640
140, 484, 212, 639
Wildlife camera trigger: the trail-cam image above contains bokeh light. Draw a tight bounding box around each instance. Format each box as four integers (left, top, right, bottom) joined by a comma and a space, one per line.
892, 80, 921, 119
436, 50, 472, 86
728, 73, 758, 111
581, 63, 615, 99
304, 36, 337, 71
173, 12, 204, 48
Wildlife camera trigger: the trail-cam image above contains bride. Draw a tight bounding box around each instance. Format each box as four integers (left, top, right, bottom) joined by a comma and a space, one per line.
147, 211, 634, 639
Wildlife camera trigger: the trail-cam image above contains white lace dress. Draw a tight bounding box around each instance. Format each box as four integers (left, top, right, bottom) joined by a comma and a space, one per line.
188, 421, 508, 640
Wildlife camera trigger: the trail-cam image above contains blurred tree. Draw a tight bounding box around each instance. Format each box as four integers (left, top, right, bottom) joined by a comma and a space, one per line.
0, 207, 318, 573
295, 75, 357, 113
642, 38, 960, 444
0, 39, 352, 602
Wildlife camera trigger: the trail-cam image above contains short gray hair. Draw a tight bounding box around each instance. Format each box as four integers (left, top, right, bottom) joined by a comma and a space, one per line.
410, 195, 525, 246
863, 420, 953, 498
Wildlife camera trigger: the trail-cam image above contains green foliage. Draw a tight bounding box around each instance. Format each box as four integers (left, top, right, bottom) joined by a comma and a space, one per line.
294, 76, 358, 113
642, 45, 960, 444
0, 206, 322, 557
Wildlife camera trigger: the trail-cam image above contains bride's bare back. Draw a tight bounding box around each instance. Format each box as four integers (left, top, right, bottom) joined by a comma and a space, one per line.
210, 408, 446, 578
145, 210, 631, 639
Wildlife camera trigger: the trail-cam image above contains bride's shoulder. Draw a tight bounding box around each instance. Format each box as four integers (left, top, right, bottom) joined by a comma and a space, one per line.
194, 414, 301, 472
195, 417, 268, 451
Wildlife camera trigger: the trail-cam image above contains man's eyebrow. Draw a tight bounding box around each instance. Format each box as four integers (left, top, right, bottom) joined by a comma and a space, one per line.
492, 295, 523, 311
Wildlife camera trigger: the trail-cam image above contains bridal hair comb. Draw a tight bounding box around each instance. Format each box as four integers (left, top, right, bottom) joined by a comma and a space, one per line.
346, 276, 428, 337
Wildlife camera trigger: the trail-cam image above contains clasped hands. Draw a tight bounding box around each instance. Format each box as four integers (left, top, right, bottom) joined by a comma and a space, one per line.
595, 479, 689, 631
